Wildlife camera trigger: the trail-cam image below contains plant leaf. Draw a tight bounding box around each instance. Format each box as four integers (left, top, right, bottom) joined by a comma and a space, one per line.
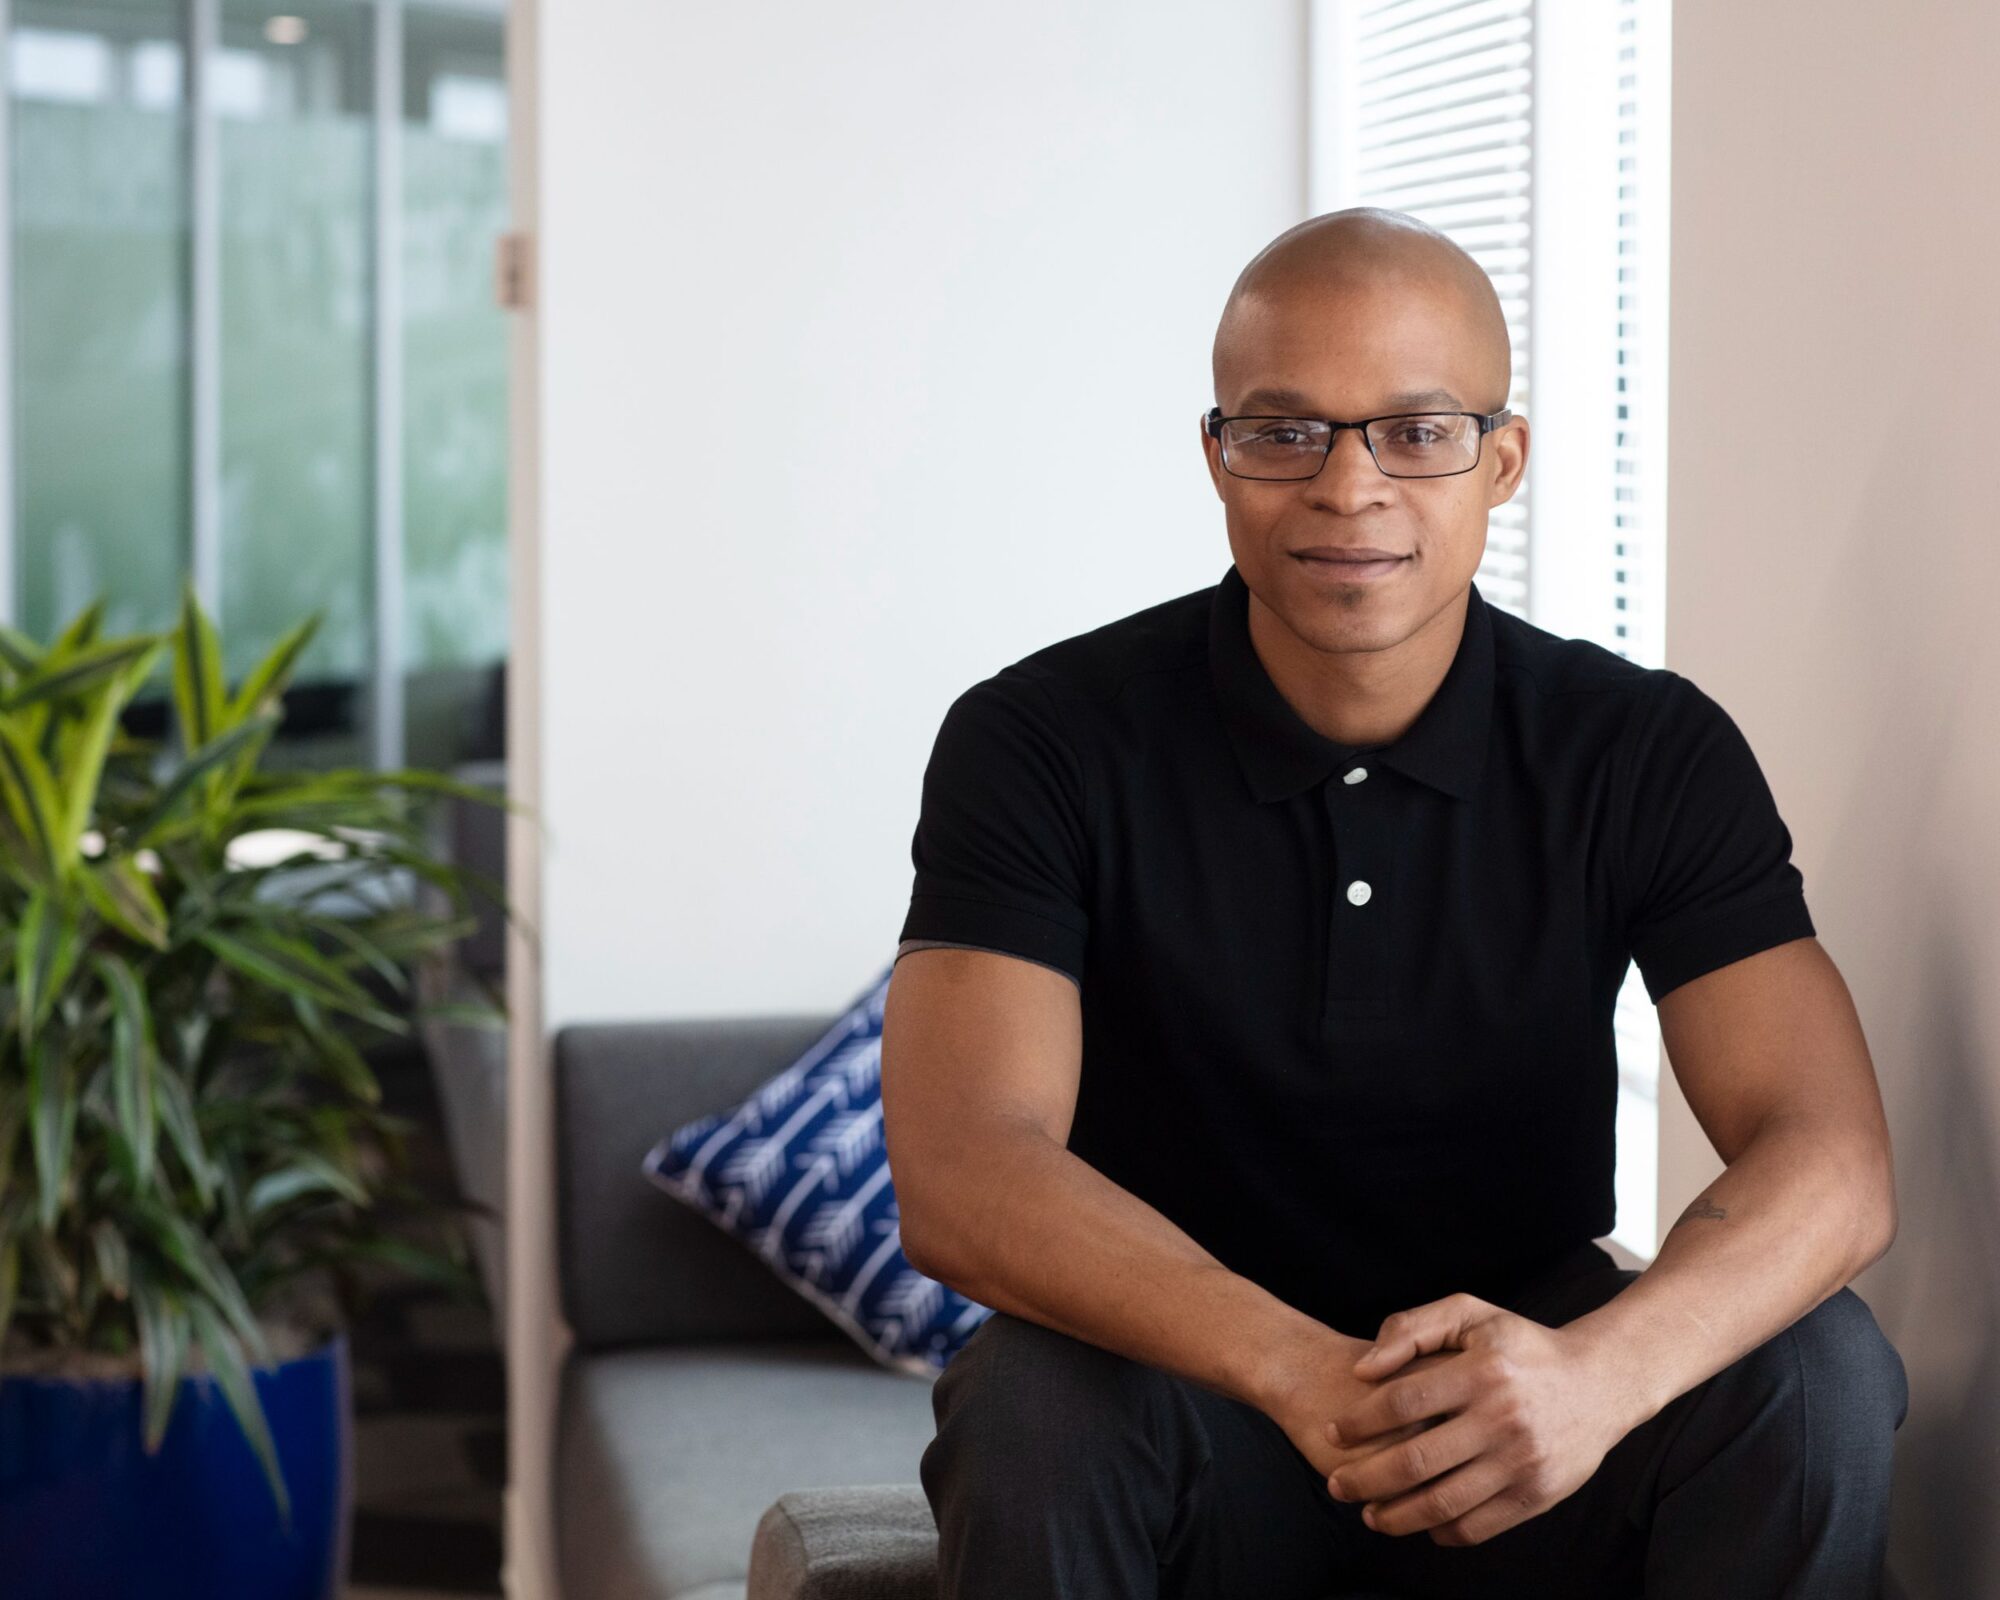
129, 712, 282, 847
91, 1219, 131, 1300
17, 888, 85, 1049
26, 1036, 76, 1231
3, 634, 160, 714
226, 615, 319, 726
48, 597, 106, 660
290, 993, 381, 1104
154, 1070, 218, 1213
140, 1203, 268, 1363
186, 1295, 291, 1529
51, 644, 163, 872
0, 794, 43, 895
171, 582, 227, 754
0, 623, 44, 678
0, 712, 63, 878
247, 1152, 368, 1217
80, 856, 171, 949
310, 913, 412, 992
134, 1275, 191, 1450
212, 615, 318, 809
198, 926, 408, 1036
94, 952, 159, 1190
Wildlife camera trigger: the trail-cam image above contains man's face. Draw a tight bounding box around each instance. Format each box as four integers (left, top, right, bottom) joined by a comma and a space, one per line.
1202, 271, 1528, 656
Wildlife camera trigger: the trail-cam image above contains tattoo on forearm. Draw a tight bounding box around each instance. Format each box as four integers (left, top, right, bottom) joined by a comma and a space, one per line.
1677, 1195, 1728, 1226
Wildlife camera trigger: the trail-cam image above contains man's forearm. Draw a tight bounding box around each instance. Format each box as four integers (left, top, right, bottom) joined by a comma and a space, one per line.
1565, 1111, 1897, 1432
905, 1127, 1346, 1412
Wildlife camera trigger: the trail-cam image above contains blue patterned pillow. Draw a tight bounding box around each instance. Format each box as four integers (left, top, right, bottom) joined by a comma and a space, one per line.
640, 962, 993, 1376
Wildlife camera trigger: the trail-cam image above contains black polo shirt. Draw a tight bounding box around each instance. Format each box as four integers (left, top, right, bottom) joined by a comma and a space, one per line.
894, 561, 1815, 1339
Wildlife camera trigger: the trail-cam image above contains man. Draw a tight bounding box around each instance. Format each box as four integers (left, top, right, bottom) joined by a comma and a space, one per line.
880, 208, 1907, 1599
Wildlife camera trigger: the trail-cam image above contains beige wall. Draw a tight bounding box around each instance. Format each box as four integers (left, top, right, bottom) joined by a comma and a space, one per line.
1660, 4, 2000, 1593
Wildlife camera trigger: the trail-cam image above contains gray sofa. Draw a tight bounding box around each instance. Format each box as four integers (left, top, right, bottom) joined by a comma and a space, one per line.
552, 1014, 943, 1600
551, 1015, 1438, 1600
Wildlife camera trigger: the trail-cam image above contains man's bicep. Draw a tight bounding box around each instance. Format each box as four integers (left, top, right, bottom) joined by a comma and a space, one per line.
880, 944, 1084, 1274
1656, 937, 1887, 1169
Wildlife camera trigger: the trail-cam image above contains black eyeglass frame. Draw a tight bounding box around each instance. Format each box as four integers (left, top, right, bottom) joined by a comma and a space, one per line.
1204, 405, 1516, 480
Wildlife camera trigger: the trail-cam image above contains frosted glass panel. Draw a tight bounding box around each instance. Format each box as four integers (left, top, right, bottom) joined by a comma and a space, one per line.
401, 2, 508, 768
218, 0, 373, 762
12, 0, 188, 650
8, 0, 510, 772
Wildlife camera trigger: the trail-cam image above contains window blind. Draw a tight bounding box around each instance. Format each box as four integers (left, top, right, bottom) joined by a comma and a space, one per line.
1607, 0, 1666, 1258
1341, 0, 1535, 615
1610, 0, 1655, 664
1314, 0, 1671, 1257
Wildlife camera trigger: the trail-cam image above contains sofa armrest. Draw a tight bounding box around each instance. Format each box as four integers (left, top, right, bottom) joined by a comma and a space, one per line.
748, 1484, 937, 1600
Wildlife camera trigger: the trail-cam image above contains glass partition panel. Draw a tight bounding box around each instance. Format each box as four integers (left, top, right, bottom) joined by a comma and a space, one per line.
402, 0, 507, 769
8, 0, 510, 774
12, 0, 189, 653
218, 0, 373, 762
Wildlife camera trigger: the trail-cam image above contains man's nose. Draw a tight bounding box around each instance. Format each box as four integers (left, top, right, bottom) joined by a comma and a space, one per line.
1306, 427, 1394, 511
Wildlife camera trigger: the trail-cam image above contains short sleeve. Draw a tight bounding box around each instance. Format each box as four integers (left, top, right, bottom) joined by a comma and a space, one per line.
897, 668, 1090, 984
1619, 673, 1815, 1003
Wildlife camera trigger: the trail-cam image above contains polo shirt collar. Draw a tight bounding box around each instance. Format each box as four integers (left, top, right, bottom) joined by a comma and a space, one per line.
1208, 561, 1495, 803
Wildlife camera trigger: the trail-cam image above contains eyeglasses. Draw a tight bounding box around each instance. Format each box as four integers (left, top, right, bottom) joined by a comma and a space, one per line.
1205, 406, 1514, 480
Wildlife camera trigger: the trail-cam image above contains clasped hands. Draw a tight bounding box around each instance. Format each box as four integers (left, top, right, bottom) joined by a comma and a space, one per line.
1271, 1293, 1642, 1548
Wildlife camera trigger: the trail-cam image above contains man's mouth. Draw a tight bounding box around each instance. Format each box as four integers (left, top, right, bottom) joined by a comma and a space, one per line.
1292, 548, 1411, 582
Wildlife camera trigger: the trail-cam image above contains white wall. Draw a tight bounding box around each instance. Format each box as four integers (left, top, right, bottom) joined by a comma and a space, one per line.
1659, 4, 2000, 1594
538, 1, 1309, 1029
520, 7, 1308, 1591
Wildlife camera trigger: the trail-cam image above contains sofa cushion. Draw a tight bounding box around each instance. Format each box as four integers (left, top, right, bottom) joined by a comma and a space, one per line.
557, 1013, 858, 1350
556, 1339, 939, 1600
641, 964, 992, 1376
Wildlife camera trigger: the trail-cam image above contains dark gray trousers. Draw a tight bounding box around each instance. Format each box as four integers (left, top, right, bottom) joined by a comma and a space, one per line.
919, 1243, 1909, 1600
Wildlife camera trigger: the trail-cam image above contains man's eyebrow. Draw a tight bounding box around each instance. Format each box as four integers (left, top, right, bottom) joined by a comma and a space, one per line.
1234, 386, 1323, 413
1384, 386, 1465, 411
1231, 385, 1466, 414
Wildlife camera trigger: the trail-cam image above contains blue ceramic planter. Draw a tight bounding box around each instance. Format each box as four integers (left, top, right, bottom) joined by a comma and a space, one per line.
0, 1332, 352, 1600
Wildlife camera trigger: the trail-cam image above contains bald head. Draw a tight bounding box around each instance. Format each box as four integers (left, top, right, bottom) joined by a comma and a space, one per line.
1212, 207, 1511, 412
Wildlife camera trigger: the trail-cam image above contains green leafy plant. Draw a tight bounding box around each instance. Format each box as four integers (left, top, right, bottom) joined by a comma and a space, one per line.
0, 583, 522, 1522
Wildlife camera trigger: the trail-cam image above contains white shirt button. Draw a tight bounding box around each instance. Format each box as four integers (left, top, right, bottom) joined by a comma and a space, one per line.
1343, 767, 1368, 785
1346, 880, 1372, 906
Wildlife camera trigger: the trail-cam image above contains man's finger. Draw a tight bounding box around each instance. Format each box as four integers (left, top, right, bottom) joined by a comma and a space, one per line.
1352, 1292, 1495, 1378
1323, 1417, 1432, 1479
1331, 1413, 1484, 1510
1430, 1481, 1546, 1547
1327, 1356, 1481, 1446
1366, 1452, 1521, 1539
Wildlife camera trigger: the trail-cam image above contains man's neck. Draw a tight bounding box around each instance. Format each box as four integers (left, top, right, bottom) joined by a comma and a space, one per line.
1244, 585, 1468, 750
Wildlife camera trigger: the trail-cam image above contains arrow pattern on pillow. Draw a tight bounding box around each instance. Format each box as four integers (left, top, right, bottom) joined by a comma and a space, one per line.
641, 961, 993, 1373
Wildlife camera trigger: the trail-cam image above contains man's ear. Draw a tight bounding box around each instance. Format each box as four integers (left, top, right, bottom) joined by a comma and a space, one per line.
1200, 412, 1227, 499
1486, 414, 1530, 505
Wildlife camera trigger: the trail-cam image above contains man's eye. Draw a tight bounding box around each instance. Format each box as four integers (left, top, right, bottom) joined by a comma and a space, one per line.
1390, 425, 1444, 447
1255, 425, 1312, 446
